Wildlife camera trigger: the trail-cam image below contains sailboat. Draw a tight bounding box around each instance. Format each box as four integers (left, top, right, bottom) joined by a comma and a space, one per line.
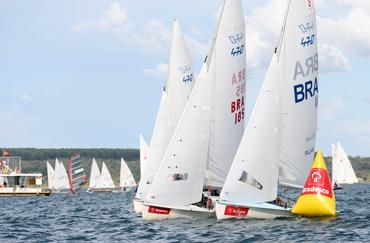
120, 158, 137, 192
68, 152, 88, 194
99, 162, 116, 190
134, 19, 195, 212
332, 142, 358, 190
142, 0, 246, 220
46, 161, 55, 190
88, 158, 101, 191
52, 159, 71, 193
216, 0, 319, 219
88, 159, 116, 192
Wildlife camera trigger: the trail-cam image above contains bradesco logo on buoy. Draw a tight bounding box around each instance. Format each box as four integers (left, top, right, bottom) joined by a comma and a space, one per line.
301, 168, 333, 198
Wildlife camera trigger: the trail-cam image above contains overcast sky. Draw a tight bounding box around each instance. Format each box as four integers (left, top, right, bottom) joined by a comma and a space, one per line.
1, 0, 369, 157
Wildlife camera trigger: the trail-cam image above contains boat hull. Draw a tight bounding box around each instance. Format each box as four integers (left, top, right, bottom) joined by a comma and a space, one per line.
142, 204, 214, 221
215, 201, 292, 220
0, 187, 51, 196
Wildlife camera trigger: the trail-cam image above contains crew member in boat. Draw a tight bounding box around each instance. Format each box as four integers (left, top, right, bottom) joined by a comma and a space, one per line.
333, 182, 339, 189
0, 160, 12, 186
272, 196, 288, 208
206, 198, 214, 210
0, 161, 4, 187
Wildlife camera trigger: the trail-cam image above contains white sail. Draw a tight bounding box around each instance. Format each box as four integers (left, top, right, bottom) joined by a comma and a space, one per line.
89, 158, 101, 189
146, 0, 246, 206
146, 64, 211, 205
46, 161, 55, 190
136, 20, 194, 200
139, 134, 149, 180
278, 0, 318, 188
206, 0, 246, 188
332, 142, 358, 185
53, 159, 70, 190
220, 54, 281, 204
120, 158, 137, 188
59, 160, 70, 189
100, 162, 115, 189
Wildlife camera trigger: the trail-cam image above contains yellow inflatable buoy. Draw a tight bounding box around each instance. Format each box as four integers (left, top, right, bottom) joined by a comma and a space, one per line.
291, 149, 336, 217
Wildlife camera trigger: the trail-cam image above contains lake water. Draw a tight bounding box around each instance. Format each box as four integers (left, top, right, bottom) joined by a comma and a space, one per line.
0, 183, 369, 242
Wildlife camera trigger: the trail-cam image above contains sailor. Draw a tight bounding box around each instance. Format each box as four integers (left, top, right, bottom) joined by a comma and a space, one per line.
1, 161, 12, 187
1, 160, 12, 174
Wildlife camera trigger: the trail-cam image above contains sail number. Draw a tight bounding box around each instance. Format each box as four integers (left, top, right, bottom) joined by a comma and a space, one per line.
231, 96, 245, 125
231, 44, 244, 56
301, 34, 315, 47
183, 74, 193, 83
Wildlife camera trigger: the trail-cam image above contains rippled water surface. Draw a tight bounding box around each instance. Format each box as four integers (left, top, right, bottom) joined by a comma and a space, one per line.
0, 183, 369, 242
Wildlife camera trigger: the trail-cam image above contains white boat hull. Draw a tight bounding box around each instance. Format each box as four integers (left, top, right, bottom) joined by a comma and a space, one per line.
215, 201, 292, 220
0, 186, 51, 196
142, 204, 214, 221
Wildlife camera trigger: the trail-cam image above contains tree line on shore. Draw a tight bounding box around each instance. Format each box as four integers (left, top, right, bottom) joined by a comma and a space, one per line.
2, 148, 370, 182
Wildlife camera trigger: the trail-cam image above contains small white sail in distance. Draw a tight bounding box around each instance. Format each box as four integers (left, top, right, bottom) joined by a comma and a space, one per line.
46, 161, 55, 190
89, 158, 101, 189
54, 158, 70, 190
332, 142, 358, 185
120, 158, 137, 188
100, 161, 115, 189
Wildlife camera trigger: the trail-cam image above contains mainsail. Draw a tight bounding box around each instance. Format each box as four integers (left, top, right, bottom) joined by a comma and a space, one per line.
278, 0, 319, 188
68, 152, 88, 193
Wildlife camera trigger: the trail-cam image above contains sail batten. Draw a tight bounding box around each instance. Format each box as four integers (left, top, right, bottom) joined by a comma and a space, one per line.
68, 153, 87, 194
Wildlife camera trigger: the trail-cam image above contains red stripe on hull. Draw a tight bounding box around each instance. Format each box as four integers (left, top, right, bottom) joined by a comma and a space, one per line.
148, 206, 171, 215
224, 205, 249, 216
